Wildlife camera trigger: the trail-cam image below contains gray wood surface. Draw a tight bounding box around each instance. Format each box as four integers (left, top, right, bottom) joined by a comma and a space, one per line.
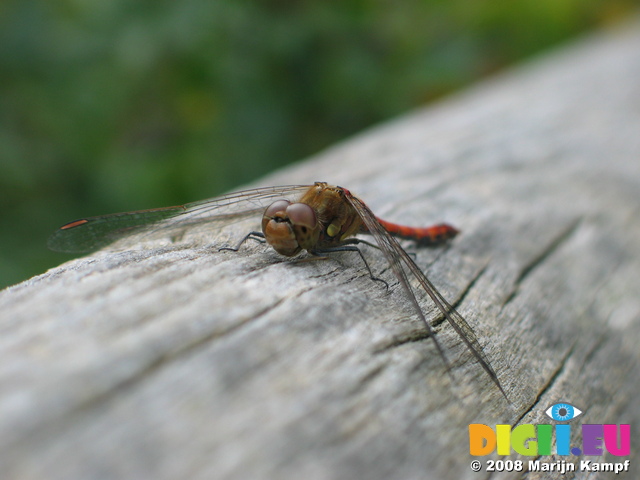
2, 20, 640, 480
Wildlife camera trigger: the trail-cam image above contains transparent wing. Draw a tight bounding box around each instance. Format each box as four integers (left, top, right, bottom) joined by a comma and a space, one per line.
344, 192, 506, 398
48, 184, 312, 253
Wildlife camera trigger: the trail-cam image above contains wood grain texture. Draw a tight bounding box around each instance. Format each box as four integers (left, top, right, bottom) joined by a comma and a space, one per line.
2, 21, 640, 480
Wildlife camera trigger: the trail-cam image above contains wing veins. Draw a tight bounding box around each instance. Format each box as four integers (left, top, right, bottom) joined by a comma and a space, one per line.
49, 184, 312, 253
345, 194, 506, 398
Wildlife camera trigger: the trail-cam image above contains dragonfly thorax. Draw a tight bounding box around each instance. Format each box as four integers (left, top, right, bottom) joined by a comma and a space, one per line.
261, 200, 320, 256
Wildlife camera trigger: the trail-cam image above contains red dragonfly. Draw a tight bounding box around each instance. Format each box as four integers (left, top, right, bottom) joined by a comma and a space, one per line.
49, 182, 505, 397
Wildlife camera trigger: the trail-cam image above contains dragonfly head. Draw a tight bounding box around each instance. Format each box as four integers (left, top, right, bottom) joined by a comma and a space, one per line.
262, 200, 319, 256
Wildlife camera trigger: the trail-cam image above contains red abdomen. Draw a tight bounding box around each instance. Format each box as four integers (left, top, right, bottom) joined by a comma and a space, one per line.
375, 218, 460, 244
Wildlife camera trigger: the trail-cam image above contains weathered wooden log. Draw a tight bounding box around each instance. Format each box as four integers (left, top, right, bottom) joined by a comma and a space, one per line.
2, 20, 639, 480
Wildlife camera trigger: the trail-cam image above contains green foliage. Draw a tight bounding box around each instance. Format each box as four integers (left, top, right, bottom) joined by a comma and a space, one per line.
0, 0, 635, 288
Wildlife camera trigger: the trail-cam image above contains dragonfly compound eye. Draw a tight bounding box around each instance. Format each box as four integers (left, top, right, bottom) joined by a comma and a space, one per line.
287, 202, 320, 251
262, 200, 301, 256
264, 200, 291, 218
285, 203, 316, 230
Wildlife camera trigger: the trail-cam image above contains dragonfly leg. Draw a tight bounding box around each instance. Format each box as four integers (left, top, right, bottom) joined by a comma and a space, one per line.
219, 231, 266, 252
311, 244, 389, 290
342, 237, 418, 260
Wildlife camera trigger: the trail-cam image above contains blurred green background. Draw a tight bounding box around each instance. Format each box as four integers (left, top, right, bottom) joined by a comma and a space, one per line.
0, 0, 635, 289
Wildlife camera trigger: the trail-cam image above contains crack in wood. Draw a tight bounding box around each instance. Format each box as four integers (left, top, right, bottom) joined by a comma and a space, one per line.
344, 363, 387, 397
513, 339, 578, 427
431, 261, 491, 329
371, 330, 433, 355
501, 217, 583, 309
370, 261, 490, 358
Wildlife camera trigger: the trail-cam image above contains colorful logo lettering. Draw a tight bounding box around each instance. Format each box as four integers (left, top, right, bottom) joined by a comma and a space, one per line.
469, 403, 630, 457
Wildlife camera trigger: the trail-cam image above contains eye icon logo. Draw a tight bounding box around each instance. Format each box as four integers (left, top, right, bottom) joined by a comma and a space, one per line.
545, 403, 582, 422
